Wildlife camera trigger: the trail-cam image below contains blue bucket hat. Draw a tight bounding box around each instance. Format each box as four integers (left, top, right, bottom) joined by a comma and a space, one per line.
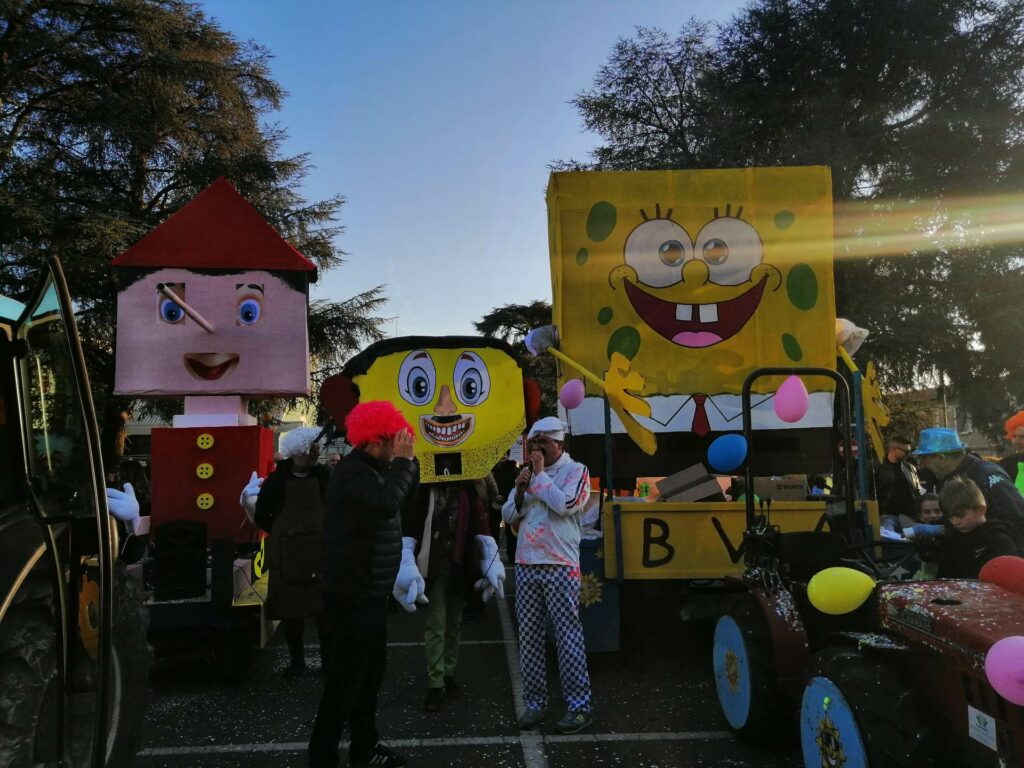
913, 427, 966, 456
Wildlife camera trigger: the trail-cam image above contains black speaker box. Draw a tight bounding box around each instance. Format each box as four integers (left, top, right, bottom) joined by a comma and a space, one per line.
210, 538, 235, 612
154, 520, 208, 600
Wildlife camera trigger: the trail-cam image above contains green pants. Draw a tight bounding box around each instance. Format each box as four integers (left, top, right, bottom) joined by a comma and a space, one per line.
424, 559, 466, 689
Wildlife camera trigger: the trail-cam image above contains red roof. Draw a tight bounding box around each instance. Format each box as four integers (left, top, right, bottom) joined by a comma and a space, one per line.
112, 177, 316, 272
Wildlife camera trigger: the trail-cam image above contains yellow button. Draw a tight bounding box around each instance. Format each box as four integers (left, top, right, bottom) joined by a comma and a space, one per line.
196, 493, 215, 510
196, 462, 214, 480
196, 433, 215, 450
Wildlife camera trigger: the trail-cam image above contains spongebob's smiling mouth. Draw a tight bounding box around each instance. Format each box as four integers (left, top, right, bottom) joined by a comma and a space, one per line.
420, 414, 475, 447
623, 276, 768, 348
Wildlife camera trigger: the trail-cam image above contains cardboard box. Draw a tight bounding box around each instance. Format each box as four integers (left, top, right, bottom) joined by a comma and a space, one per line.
753, 476, 809, 501
655, 464, 710, 499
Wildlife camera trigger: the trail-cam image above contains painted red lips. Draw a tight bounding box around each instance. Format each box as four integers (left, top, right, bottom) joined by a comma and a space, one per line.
184, 353, 240, 381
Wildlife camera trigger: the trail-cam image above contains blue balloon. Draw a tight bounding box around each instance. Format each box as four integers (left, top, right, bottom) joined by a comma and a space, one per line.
707, 434, 748, 473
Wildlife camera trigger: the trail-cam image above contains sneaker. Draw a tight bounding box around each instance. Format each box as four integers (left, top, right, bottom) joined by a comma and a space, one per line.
423, 686, 444, 712
443, 675, 462, 700
350, 743, 407, 768
517, 706, 547, 729
555, 709, 593, 734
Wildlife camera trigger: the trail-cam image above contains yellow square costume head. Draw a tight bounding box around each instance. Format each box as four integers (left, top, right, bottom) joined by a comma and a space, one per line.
547, 168, 837, 474
325, 336, 528, 483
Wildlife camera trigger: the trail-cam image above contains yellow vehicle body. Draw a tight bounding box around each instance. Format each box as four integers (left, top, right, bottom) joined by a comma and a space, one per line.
602, 501, 880, 580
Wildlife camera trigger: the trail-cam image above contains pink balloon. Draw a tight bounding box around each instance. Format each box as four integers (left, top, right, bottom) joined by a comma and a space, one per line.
985, 636, 1024, 705
559, 378, 586, 410
774, 375, 809, 423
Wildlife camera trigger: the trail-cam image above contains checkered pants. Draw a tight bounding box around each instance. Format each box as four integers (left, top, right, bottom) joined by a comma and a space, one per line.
515, 564, 592, 713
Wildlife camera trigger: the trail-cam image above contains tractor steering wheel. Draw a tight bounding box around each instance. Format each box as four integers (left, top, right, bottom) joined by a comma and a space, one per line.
840, 540, 919, 581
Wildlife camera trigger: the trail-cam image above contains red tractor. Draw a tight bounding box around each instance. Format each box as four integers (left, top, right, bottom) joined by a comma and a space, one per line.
712, 369, 1024, 767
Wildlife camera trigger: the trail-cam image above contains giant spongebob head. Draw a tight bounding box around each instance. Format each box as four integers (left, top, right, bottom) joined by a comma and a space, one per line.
323, 336, 531, 483
547, 168, 836, 450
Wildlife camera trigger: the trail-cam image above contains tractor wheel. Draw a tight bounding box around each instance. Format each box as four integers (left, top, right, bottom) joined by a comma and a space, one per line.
69, 562, 152, 767
800, 648, 933, 768
0, 564, 59, 767
712, 593, 793, 746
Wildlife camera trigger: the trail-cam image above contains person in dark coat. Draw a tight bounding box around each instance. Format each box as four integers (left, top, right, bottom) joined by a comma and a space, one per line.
307, 401, 419, 768
937, 476, 1019, 578
252, 426, 331, 677
874, 435, 921, 530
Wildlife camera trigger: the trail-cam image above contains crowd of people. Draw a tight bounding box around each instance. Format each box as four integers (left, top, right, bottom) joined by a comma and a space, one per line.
873, 418, 1024, 578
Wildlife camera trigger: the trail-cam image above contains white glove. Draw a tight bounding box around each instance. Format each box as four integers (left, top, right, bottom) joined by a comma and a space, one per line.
239, 470, 263, 523
393, 537, 428, 612
474, 534, 505, 602
106, 483, 140, 527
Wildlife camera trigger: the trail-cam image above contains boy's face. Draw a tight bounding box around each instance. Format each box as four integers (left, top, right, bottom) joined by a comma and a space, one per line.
948, 505, 986, 533
918, 499, 943, 524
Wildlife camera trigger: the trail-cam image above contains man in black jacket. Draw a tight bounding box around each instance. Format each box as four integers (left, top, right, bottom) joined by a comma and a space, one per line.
874, 435, 920, 530
307, 401, 419, 768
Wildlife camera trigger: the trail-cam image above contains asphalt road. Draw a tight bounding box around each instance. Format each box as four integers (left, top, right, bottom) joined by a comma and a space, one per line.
135, 578, 802, 768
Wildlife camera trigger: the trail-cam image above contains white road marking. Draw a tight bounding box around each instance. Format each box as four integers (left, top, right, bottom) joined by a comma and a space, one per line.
137, 731, 733, 756
494, 582, 548, 768
289, 640, 512, 650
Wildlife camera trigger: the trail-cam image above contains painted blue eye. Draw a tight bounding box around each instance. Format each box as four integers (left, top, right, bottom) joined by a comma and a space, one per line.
160, 299, 184, 323
238, 299, 261, 325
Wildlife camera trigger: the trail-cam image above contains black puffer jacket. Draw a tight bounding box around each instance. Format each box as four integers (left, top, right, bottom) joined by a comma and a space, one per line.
322, 448, 419, 598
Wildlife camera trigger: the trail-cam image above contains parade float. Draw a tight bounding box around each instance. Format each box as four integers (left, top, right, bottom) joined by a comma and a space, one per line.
112, 177, 316, 680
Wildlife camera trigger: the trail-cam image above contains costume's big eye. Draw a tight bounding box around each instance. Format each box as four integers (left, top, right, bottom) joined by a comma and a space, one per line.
398, 351, 436, 406
160, 298, 184, 323
453, 352, 490, 406
238, 299, 261, 325
659, 240, 687, 267
624, 219, 693, 287
694, 217, 764, 286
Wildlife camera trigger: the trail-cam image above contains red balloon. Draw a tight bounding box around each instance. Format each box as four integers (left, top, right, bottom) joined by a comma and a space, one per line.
979, 556, 1024, 595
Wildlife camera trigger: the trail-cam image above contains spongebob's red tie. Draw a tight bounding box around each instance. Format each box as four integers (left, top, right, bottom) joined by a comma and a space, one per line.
691, 394, 710, 437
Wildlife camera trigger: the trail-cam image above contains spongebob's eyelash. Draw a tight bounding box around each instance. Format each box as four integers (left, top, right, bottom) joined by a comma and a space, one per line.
713, 204, 744, 219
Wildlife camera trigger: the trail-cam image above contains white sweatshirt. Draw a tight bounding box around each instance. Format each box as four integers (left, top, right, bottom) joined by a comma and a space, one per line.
501, 451, 590, 568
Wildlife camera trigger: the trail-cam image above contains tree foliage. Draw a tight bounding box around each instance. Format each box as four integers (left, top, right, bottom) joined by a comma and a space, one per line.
474, 300, 557, 417
0, 0, 386, 457
564, 0, 1024, 441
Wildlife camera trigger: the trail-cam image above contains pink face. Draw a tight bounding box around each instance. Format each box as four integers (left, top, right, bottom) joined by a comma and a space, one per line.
114, 268, 309, 397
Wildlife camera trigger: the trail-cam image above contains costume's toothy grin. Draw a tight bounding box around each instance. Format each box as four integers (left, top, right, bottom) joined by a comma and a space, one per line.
184, 353, 240, 381
420, 414, 475, 447
623, 276, 768, 348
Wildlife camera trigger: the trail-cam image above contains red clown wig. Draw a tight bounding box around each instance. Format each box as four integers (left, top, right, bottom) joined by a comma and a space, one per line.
345, 401, 413, 447
1004, 411, 1024, 440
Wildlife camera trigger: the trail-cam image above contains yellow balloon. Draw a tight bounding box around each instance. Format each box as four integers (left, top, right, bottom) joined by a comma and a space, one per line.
807, 567, 876, 615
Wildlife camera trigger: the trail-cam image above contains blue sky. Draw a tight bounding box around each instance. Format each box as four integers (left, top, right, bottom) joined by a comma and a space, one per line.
197, 1, 747, 338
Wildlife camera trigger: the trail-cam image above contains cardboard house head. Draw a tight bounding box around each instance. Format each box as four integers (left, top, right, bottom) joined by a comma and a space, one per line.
112, 178, 316, 398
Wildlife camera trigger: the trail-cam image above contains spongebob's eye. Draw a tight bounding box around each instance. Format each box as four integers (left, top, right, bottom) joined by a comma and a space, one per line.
159, 299, 184, 323
398, 351, 436, 406
659, 240, 687, 267
238, 299, 261, 325
702, 238, 729, 265
624, 219, 693, 288
694, 217, 763, 285
453, 352, 490, 406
